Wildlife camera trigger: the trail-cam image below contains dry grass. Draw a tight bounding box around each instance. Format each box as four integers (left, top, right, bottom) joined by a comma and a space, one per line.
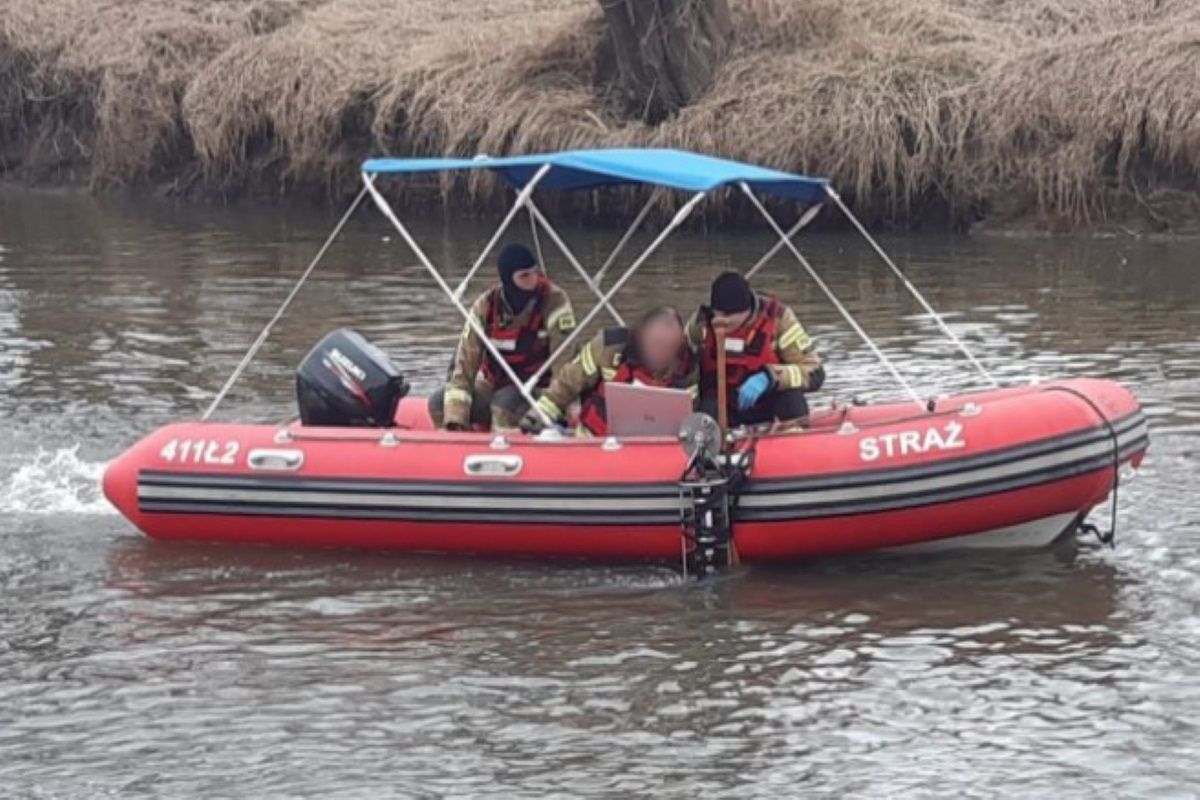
970, 6, 1200, 227
1, 0, 1198, 229
0, 0, 317, 186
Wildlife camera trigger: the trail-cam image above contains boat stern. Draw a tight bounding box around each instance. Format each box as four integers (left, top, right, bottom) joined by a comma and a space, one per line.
1050, 377, 1150, 469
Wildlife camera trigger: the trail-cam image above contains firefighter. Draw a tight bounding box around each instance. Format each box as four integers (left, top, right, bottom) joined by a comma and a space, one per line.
429, 243, 575, 431
519, 306, 696, 436
686, 271, 824, 427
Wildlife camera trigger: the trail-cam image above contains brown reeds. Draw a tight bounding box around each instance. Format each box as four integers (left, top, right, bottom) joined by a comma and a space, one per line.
1, 0, 1197, 230
0, 1, 321, 187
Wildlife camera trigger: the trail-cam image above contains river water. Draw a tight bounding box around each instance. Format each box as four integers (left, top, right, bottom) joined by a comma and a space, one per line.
0, 185, 1197, 797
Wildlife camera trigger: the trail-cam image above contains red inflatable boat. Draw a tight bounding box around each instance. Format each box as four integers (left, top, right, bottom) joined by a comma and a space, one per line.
102, 150, 1149, 565
103, 379, 1145, 559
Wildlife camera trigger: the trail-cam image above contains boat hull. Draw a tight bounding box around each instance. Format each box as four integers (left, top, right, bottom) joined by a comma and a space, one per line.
103, 379, 1148, 561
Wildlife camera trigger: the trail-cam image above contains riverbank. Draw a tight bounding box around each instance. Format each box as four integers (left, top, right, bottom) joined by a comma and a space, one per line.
2, 0, 1198, 232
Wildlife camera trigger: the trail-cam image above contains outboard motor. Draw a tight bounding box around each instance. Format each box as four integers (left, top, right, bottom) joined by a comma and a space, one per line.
296, 329, 409, 427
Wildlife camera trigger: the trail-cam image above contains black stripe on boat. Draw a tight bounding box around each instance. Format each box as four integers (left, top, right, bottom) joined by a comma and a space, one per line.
138, 471, 680, 498
745, 409, 1145, 495
737, 434, 1147, 522
136, 412, 1147, 526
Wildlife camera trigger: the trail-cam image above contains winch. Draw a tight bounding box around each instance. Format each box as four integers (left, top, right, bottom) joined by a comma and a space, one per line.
677, 413, 738, 578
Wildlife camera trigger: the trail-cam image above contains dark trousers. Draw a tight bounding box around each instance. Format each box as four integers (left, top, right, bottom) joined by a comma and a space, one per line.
700, 387, 809, 427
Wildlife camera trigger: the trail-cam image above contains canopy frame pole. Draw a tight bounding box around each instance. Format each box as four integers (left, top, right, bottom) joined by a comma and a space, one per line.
528, 206, 545, 268
452, 164, 552, 301
592, 190, 659, 287
739, 182, 925, 410
201, 182, 371, 421
520, 191, 708, 394
363, 173, 554, 425
824, 186, 998, 387
744, 202, 823, 280
526, 199, 625, 326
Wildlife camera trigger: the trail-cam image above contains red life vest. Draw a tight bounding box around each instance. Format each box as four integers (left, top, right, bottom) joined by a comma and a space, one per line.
699, 294, 783, 403
578, 342, 694, 436
479, 278, 552, 388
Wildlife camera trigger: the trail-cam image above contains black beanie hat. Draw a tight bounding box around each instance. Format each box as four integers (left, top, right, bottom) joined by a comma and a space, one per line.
710, 271, 753, 314
497, 243, 537, 280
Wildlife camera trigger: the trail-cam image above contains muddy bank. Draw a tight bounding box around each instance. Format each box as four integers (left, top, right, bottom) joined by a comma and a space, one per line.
1, 0, 1198, 232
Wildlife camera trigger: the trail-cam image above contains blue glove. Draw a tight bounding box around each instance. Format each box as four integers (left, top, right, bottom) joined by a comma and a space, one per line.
737, 370, 773, 411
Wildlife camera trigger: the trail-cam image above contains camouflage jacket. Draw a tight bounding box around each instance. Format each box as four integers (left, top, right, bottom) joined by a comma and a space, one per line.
684, 298, 822, 392
443, 281, 575, 428
533, 326, 698, 423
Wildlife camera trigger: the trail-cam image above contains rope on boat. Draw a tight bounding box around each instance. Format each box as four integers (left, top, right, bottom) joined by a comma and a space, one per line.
824, 187, 1000, 388
202, 183, 370, 421
1047, 385, 1122, 547
739, 183, 925, 409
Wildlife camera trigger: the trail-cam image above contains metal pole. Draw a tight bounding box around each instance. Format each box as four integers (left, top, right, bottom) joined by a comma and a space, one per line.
592, 190, 658, 287
739, 183, 925, 409
824, 186, 999, 387
363, 174, 553, 425
526, 199, 624, 326
521, 192, 708, 394
744, 202, 823, 280
452, 163, 552, 301
529, 207, 545, 269
201, 183, 370, 421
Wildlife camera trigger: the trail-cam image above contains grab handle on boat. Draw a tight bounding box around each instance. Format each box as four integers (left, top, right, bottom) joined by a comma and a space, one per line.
248, 448, 305, 471
464, 454, 523, 477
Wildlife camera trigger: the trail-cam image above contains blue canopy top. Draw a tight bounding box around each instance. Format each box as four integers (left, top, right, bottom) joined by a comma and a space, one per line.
362, 148, 829, 203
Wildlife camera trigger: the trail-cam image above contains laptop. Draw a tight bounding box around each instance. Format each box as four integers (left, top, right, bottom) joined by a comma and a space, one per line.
604, 382, 695, 437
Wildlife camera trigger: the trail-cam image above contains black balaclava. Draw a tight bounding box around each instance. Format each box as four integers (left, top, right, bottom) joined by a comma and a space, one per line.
709, 271, 754, 316
497, 243, 539, 311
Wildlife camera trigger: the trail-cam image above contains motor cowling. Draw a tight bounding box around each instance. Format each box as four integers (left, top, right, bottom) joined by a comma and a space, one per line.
296, 329, 409, 427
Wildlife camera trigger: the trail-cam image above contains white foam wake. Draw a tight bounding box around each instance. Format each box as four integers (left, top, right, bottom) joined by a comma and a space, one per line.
0, 446, 113, 515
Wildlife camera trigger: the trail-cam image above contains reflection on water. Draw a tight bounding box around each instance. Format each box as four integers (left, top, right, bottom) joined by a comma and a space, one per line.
0, 186, 1198, 795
